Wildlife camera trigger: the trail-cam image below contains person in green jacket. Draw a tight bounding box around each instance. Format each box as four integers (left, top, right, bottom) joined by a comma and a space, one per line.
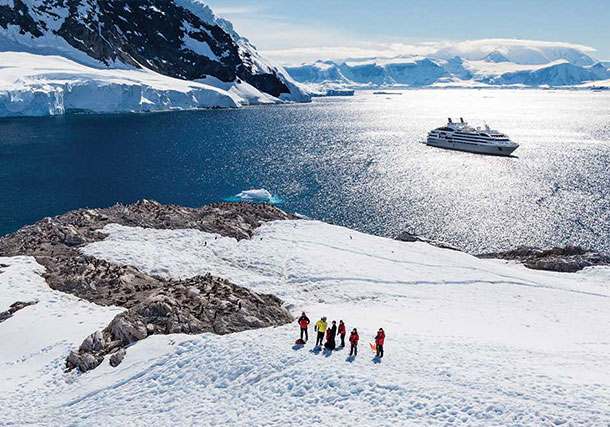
314, 317, 328, 347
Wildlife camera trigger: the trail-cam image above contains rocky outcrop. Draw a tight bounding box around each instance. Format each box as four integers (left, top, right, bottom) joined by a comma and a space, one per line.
395, 231, 460, 251
67, 273, 291, 370
477, 246, 610, 273
0, 200, 295, 307
0, 200, 296, 372
109, 348, 126, 368
396, 230, 609, 273
0, 301, 38, 323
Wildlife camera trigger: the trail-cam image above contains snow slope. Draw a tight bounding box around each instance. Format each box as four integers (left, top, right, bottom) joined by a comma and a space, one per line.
0, 256, 122, 396
2, 220, 609, 425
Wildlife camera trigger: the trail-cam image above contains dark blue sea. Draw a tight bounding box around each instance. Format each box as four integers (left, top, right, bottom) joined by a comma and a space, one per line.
1, 89, 609, 253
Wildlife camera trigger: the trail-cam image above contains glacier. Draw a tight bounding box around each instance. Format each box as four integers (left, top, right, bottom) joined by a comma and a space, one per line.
0, 52, 245, 117
2, 219, 609, 425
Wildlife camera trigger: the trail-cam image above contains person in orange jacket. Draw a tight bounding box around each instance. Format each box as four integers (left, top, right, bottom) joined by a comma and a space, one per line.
338, 320, 346, 347
375, 328, 385, 358
297, 312, 310, 342
349, 328, 359, 356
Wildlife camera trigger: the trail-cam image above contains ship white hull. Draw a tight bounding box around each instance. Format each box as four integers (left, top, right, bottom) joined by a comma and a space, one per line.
426, 136, 518, 156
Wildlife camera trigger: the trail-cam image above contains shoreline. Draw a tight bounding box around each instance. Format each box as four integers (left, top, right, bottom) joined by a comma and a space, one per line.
1, 86, 608, 121
2, 200, 608, 273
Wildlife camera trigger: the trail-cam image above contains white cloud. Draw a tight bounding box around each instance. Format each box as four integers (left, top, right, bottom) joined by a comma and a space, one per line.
262, 43, 436, 65
261, 38, 598, 66
446, 38, 596, 53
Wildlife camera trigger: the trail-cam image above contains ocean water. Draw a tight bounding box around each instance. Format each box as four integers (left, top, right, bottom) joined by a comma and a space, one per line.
1, 89, 609, 253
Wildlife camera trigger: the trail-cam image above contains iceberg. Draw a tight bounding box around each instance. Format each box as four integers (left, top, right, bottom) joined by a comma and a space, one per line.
226, 188, 283, 204
236, 189, 273, 201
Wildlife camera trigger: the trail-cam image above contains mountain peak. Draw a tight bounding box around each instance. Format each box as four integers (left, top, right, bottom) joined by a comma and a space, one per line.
483, 51, 511, 63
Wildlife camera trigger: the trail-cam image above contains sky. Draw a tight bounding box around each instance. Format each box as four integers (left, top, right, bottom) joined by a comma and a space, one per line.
204, 0, 610, 64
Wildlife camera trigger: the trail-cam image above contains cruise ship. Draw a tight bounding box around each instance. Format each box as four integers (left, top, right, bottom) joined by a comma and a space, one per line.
426, 118, 519, 156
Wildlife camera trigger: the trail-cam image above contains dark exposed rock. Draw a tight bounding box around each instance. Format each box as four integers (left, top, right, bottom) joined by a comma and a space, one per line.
68, 272, 293, 371
0, 301, 38, 323
0, 200, 297, 372
477, 246, 610, 272
109, 348, 126, 368
66, 350, 103, 372
0, 200, 295, 256
79, 330, 105, 353
395, 231, 460, 251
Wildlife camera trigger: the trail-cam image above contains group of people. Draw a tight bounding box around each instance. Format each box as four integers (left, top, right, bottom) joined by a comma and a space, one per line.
297, 312, 386, 358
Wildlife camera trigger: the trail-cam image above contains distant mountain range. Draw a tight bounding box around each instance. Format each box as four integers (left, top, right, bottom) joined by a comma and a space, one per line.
0, 0, 308, 117
285, 41, 610, 91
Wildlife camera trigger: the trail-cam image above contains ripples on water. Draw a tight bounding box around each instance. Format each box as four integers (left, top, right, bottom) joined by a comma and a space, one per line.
0, 89, 609, 253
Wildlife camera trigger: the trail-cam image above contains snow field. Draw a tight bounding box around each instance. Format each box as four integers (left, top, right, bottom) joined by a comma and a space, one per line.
77, 220, 610, 425
0, 256, 123, 421
1, 220, 609, 425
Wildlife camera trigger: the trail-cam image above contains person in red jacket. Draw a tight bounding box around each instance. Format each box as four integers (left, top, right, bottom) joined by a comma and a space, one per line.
325, 321, 337, 350
375, 328, 385, 358
349, 328, 359, 356
297, 312, 310, 342
338, 320, 346, 347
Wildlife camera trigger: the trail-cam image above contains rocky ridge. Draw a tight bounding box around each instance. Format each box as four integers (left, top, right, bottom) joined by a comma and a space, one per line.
477, 245, 610, 273
395, 231, 460, 251
396, 231, 609, 273
0, 200, 297, 371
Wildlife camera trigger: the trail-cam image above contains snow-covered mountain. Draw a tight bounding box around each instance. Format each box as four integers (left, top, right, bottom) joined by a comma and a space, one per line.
431, 39, 597, 66
285, 40, 610, 91
0, 0, 308, 117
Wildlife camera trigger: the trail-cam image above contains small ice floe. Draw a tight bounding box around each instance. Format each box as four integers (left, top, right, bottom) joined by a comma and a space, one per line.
225, 188, 284, 204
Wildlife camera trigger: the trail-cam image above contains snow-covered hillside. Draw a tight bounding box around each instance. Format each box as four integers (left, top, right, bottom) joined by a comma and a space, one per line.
0, 0, 308, 117
0, 51, 294, 116
285, 40, 610, 91
2, 219, 609, 425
